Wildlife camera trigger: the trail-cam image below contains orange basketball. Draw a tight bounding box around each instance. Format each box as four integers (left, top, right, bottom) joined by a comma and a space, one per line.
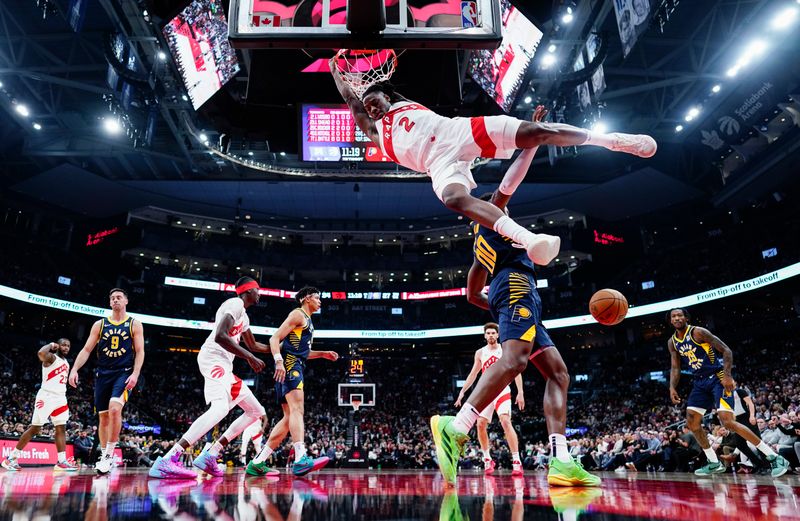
589, 289, 629, 326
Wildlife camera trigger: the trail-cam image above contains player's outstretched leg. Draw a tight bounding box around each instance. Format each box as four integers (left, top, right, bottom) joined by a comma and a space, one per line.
430, 415, 469, 485
515, 121, 657, 158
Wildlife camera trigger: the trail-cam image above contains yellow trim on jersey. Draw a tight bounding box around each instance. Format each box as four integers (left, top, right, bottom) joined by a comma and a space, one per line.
106, 315, 130, 326
508, 272, 531, 306
520, 324, 537, 342
297, 381, 304, 390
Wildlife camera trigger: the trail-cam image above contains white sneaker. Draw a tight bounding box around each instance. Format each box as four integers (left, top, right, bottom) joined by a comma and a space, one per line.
525, 234, 560, 266
609, 133, 657, 158
95, 457, 113, 475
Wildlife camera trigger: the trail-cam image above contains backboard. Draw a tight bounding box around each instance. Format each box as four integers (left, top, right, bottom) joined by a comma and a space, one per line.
338, 383, 376, 408
228, 0, 502, 49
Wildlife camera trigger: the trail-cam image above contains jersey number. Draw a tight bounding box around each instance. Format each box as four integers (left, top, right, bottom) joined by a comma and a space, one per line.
111, 336, 119, 350
58, 374, 67, 384
398, 116, 415, 132
474, 235, 498, 273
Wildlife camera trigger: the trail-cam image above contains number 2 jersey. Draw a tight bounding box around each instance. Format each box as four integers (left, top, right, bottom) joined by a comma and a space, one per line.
201, 297, 251, 365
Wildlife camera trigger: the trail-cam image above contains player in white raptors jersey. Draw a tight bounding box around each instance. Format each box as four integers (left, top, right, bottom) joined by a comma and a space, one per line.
331, 60, 656, 268
455, 323, 524, 476
1, 339, 78, 472
149, 277, 272, 479
240, 416, 265, 464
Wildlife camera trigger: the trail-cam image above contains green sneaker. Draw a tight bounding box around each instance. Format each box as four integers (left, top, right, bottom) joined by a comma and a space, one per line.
767, 454, 790, 478
438, 491, 466, 521
245, 460, 279, 477
694, 461, 725, 476
547, 458, 601, 487
430, 415, 469, 486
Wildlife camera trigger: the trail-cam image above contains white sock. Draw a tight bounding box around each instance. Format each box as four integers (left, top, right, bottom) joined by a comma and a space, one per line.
512, 452, 521, 464
104, 442, 116, 459
293, 442, 307, 462
703, 447, 719, 464
209, 441, 224, 457
58, 451, 67, 464
452, 404, 480, 435
583, 130, 615, 148
10, 448, 21, 460
550, 433, 570, 463
493, 215, 536, 246
166, 444, 184, 459
756, 441, 777, 458
482, 449, 491, 461
253, 445, 274, 464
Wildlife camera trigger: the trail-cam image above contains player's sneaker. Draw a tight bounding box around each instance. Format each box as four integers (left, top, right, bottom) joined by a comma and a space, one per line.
548, 458, 602, 486
149, 454, 197, 479
694, 461, 725, 476
246, 460, 280, 477
54, 459, 79, 472
524, 234, 560, 266
483, 459, 495, 476
193, 450, 224, 477
608, 133, 657, 158
438, 491, 466, 521
292, 455, 330, 477
430, 415, 469, 486
512, 460, 524, 476
95, 456, 113, 475
549, 487, 603, 515
1, 458, 21, 471
293, 478, 329, 502
767, 454, 790, 478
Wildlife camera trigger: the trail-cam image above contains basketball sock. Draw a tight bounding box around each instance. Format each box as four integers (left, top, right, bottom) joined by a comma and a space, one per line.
209, 441, 224, 457
756, 441, 778, 458
293, 442, 307, 462
253, 445, 274, 464
58, 451, 67, 464
166, 444, 184, 459
10, 448, 21, 460
493, 215, 535, 246
703, 447, 719, 464
452, 404, 480, 435
550, 433, 571, 463
512, 452, 521, 463
104, 442, 116, 459
499, 146, 539, 196
482, 449, 491, 461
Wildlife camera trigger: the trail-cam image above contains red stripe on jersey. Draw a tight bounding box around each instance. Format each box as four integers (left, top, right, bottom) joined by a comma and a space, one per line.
51, 404, 69, 417
470, 116, 497, 158
231, 376, 243, 400
252, 432, 262, 440
494, 393, 511, 410
47, 363, 67, 381
380, 103, 429, 164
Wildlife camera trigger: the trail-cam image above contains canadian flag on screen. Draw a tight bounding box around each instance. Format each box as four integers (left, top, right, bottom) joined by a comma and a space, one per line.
251, 13, 281, 27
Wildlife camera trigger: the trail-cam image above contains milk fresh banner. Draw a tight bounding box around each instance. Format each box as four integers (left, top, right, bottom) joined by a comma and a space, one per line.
0, 439, 74, 465
1, 261, 799, 339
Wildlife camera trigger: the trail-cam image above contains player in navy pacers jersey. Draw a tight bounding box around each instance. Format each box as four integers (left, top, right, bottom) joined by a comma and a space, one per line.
430, 106, 599, 488
246, 286, 339, 478
69, 288, 145, 475
667, 308, 789, 477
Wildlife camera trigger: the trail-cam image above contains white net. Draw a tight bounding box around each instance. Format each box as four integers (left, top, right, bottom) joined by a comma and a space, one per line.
334, 49, 398, 100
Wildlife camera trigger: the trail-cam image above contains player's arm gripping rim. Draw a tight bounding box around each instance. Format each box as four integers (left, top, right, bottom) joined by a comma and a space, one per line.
328, 57, 379, 144
241, 330, 270, 354
125, 319, 145, 391
455, 350, 483, 407
692, 326, 735, 392
667, 337, 682, 404
68, 320, 102, 387
38, 342, 59, 367
268, 309, 306, 383
214, 314, 265, 373
308, 350, 339, 361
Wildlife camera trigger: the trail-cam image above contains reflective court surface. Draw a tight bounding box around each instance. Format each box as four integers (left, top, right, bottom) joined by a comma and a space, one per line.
1, 469, 799, 520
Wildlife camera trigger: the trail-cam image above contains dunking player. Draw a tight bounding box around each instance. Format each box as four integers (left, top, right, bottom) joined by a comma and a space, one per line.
666, 308, 789, 477
330, 59, 656, 267
455, 322, 525, 475
1, 339, 78, 472
69, 288, 145, 475
431, 106, 599, 486
149, 277, 270, 479
240, 416, 266, 464
246, 286, 338, 477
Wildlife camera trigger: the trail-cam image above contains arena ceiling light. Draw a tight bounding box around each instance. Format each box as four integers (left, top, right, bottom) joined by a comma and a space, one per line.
711, 84, 721, 93
684, 107, 701, 122
157, 51, 167, 61
14, 103, 30, 117
541, 54, 557, 68
547, 44, 556, 53
561, 6, 574, 24
591, 121, 607, 134
675, 125, 684, 132
198, 133, 208, 143
32, 122, 42, 130
103, 117, 121, 134
771, 6, 798, 30
524, 96, 532, 104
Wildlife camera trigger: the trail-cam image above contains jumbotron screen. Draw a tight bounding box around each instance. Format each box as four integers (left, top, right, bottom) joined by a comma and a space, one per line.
300, 104, 391, 162
163, 0, 240, 110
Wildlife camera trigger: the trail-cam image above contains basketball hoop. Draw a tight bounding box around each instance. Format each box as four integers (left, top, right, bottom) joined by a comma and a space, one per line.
334, 48, 398, 100
351, 398, 362, 412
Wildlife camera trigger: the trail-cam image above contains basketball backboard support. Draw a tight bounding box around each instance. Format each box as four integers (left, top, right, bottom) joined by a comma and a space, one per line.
338, 383, 376, 408
228, 0, 502, 50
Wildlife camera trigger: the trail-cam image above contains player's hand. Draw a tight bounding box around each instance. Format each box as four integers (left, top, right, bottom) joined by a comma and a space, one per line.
247, 355, 265, 373
326, 351, 339, 361
532, 105, 548, 123
329, 55, 338, 74
50, 342, 59, 352
749, 415, 757, 426
125, 372, 139, 391
669, 387, 681, 404
454, 395, 463, 407
68, 370, 79, 388
273, 363, 286, 383
722, 376, 735, 393
516, 394, 525, 411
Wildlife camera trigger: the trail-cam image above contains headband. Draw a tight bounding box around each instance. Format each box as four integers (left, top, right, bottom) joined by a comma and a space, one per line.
235, 281, 260, 295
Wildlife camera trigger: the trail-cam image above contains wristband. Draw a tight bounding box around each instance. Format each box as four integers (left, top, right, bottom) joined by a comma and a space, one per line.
273, 354, 283, 363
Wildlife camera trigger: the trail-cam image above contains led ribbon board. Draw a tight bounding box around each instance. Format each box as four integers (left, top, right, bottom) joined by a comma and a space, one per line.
2, 262, 799, 339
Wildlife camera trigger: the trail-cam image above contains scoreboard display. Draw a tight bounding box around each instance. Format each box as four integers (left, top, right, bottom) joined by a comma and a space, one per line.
348, 359, 365, 380
300, 104, 392, 162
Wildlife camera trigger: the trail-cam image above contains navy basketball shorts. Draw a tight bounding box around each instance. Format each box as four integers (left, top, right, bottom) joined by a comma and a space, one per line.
95, 368, 133, 413
687, 374, 735, 415
275, 363, 305, 405
488, 269, 555, 350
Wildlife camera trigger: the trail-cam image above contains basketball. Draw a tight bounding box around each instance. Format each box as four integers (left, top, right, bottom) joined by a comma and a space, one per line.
589, 289, 629, 326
